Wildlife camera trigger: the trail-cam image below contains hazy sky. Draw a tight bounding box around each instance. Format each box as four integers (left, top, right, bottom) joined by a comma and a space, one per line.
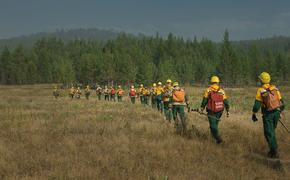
1, 0, 290, 41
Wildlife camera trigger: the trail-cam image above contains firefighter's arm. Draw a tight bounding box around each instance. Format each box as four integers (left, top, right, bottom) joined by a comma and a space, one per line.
277, 90, 285, 111
224, 99, 230, 112
253, 89, 262, 113
200, 97, 208, 111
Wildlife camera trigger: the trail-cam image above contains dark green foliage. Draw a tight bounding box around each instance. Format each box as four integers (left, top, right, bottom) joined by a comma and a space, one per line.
1, 31, 290, 85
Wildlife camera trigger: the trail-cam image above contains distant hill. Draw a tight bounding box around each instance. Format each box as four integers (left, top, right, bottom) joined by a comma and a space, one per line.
0, 28, 120, 49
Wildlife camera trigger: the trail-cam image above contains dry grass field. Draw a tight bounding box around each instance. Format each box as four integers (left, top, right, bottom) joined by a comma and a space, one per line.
0, 85, 290, 179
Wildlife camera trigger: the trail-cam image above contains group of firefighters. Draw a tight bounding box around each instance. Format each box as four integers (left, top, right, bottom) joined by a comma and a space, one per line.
53, 72, 285, 159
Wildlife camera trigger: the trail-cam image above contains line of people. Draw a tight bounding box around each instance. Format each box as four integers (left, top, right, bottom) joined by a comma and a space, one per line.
52, 72, 285, 159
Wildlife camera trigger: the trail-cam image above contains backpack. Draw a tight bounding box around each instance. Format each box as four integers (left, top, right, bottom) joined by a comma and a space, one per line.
173, 90, 185, 102
118, 89, 124, 96
207, 89, 224, 112
129, 89, 136, 97
111, 89, 116, 95
261, 88, 281, 111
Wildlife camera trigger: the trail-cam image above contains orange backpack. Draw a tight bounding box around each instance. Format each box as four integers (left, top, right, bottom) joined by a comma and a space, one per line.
261, 88, 281, 111
207, 89, 224, 112
173, 90, 185, 102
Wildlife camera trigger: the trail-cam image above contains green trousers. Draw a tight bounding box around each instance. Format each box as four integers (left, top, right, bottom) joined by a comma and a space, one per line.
144, 96, 149, 105
97, 94, 102, 100
156, 95, 163, 113
117, 96, 122, 102
151, 95, 157, 108
163, 101, 172, 122
262, 110, 280, 152
85, 94, 90, 100
105, 95, 109, 101
110, 95, 116, 102
207, 111, 223, 141
140, 95, 145, 104
172, 105, 187, 133
130, 97, 136, 104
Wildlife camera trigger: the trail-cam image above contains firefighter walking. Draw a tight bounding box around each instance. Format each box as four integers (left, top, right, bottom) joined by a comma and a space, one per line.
156, 82, 164, 112
53, 86, 60, 99
84, 85, 91, 100
172, 82, 189, 135
110, 86, 116, 102
138, 84, 145, 104
69, 86, 75, 99
96, 85, 102, 100
199, 76, 230, 144
104, 86, 110, 101
143, 86, 150, 105
117, 85, 125, 102
252, 72, 285, 158
151, 83, 157, 108
163, 79, 173, 122
75, 87, 82, 99
129, 86, 137, 104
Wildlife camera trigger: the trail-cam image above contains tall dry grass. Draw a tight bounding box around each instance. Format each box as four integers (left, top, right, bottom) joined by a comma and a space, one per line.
0, 85, 289, 179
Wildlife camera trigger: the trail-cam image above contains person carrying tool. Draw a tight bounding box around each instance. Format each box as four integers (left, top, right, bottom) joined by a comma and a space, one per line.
53, 85, 60, 99
104, 86, 110, 101
69, 86, 75, 99
252, 72, 285, 158
138, 84, 145, 104
162, 79, 174, 121
150, 83, 157, 108
117, 85, 125, 102
110, 86, 116, 102
172, 82, 189, 134
129, 85, 137, 104
156, 82, 164, 112
84, 85, 91, 100
96, 85, 103, 100
199, 76, 230, 144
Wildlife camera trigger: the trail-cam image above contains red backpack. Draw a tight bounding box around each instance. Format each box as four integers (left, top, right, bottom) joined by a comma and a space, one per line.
129, 89, 136, 97
111, 89, 116, 95
207, 89, 224, 112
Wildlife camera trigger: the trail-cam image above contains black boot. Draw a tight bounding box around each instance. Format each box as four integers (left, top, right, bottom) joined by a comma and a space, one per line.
267, 149, 279, 159
216, 136, 223, 144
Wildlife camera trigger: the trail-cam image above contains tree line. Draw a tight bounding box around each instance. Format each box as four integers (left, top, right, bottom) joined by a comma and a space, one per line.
0, 31, 290, 86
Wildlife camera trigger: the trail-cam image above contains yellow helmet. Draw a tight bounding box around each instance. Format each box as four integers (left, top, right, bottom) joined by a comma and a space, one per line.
131, 85, 134, 88
86, 85, 89, 88
173, 82, 179, 87
153, 83, 157, 87
118, 85, 121, 88
140, 84, 143, 87
166, 79, 172, 83
211, 76, 220, 83
259, 72, 271, 84
158, 82, 162, 86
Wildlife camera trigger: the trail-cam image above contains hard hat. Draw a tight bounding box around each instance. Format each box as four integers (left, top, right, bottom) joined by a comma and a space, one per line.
166, 79, 172, 83
118, 85, 121, 88
211, 76, 220, 83
153, 83, 157, 87
259, 72, 271, 84
173, 82, 179, 87
87, 85, 89, 88
158, 82, 162, 85
140, 84, 143, 87
131, 85, 134, 88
